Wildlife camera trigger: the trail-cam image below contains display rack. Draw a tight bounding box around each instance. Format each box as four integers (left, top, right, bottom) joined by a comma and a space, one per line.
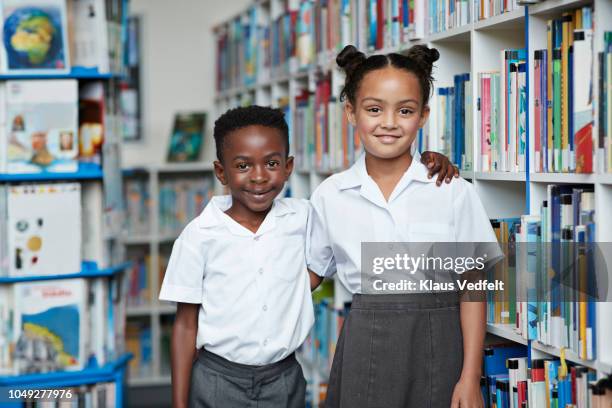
213, 0, 612, 405
0, 169, 131, 406
0, 0, 132, 404
123, 164, 216, 386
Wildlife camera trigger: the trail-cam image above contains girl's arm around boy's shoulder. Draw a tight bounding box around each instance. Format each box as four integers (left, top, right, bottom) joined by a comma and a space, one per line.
171, 302, 199, 408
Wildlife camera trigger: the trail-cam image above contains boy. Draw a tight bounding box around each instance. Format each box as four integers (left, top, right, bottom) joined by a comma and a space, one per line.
159, 105, 458, 408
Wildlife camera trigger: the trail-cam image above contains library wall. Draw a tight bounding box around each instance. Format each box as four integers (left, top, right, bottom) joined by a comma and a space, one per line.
122, 0, 251, 168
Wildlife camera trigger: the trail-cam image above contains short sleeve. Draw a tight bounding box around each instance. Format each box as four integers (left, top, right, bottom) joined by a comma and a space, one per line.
159, 230, 205, 304
453, 182, 504, 269
306, 192, 336, 278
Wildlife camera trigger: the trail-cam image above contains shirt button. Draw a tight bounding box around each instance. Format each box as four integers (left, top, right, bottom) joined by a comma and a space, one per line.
263, 339, 268, 346
262, 305, 268, 311
254, 236, 260, 241
258, 268, 263, 275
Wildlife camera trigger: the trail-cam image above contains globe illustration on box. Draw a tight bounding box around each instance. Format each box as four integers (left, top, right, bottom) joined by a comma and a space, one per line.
3, 7, 66, 70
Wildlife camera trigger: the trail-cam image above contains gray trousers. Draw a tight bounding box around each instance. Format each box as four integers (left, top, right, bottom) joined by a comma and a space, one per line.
325, 292, 464, 408
189, 349, 306, 408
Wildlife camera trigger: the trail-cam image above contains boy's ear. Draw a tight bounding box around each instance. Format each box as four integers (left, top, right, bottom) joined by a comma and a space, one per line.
419, 105, 430, 129
345, 102, 357, 126
213, 160, 228, 185
284, 156, 295, 179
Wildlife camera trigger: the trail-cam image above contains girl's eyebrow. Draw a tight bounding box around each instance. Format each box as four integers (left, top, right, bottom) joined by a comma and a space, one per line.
361, 97, 419, 104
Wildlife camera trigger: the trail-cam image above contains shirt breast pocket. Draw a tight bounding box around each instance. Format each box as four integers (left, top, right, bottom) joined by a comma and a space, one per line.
408, 222, 454, 242
266, 235, 307, 282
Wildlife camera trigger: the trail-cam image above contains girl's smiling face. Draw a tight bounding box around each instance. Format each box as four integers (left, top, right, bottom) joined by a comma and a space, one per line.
346, 66, 430, 160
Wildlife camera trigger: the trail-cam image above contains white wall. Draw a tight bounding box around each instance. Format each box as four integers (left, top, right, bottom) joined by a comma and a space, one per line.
123, 0, 251, 167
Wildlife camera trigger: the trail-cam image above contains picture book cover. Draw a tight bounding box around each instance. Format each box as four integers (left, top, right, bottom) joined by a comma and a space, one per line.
3, 80, 78, 174
166, 112, 206, 162
7, 183, 81, 277
1, 0, 70, 74
13, 279, 87, 373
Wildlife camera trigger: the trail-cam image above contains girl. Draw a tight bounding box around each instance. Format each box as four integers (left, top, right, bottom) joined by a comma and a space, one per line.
307, 45, 501, 408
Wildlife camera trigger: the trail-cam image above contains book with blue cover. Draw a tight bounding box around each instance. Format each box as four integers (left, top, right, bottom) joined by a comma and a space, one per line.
13, 279, 87, 373
0, 0, 70, 74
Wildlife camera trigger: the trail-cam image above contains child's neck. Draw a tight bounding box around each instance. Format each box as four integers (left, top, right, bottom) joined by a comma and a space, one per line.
365, 152, 413, 201
225, 202, 271, 234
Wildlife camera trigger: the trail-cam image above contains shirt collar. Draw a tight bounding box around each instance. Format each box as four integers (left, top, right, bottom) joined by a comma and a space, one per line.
198, 195, 296, 234
338, 151, 436, 191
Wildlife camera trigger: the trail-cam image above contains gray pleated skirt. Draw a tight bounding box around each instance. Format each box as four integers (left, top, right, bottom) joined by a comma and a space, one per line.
325, 292, 464, 408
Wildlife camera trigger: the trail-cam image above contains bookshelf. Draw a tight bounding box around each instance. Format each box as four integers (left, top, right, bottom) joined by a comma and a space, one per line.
0, 144, 131, 407
122, 164, 215, 387
214, 0, 612, 405
0, 0, 132, 405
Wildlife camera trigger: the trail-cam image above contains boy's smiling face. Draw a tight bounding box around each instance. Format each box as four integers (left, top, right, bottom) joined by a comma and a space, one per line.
214, 125, 293, 215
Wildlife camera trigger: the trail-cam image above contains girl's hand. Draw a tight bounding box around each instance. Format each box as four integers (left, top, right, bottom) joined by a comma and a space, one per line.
421, 151, 460, 186
450, 377, 484, 408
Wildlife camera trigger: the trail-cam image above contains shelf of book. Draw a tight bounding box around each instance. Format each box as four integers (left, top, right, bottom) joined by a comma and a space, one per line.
123, 165, 214, 387
0, 163, 103, 182
0, 262, 130, 284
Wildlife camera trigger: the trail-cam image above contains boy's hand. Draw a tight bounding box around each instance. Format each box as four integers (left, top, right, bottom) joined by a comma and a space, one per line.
450, 376, 484, 408
421, 151, 460, 186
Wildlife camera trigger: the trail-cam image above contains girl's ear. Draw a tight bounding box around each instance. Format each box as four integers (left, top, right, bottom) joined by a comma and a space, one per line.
418, 105, 430, 129
214, 160, 228, 185
345, 102, 357, 126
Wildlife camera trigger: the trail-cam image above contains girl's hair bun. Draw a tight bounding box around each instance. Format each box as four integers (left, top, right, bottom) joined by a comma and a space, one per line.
336, 45, 367, 76
405, 45, 440, 76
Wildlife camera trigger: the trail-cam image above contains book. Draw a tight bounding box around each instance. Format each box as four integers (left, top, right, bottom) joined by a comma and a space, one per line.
0, 80, 79, 174
1, 183, 81, 277
166, 112, 206, 163
0, 0, 70, 74
13, 279, 88, 373
66, 0, 110, 72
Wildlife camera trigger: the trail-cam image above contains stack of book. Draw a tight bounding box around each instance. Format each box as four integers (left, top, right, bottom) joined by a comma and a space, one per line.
482, 344, 610, 408
435, 73, 473, 170
532, 7, 596, 173
477, 49, 527, 172
489, 184, 598, 361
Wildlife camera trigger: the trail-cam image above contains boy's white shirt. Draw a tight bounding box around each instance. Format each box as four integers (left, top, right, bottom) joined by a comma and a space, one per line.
159, 195, 314, 366
307, 151, 503, 294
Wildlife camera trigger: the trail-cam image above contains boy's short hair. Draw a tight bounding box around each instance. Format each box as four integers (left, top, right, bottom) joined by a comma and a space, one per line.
213, 105, 290, 162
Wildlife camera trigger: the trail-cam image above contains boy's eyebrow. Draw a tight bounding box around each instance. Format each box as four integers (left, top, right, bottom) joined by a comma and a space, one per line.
361, 97, 419, 104
231, 152, 283, 161
263, 152, 283, 159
